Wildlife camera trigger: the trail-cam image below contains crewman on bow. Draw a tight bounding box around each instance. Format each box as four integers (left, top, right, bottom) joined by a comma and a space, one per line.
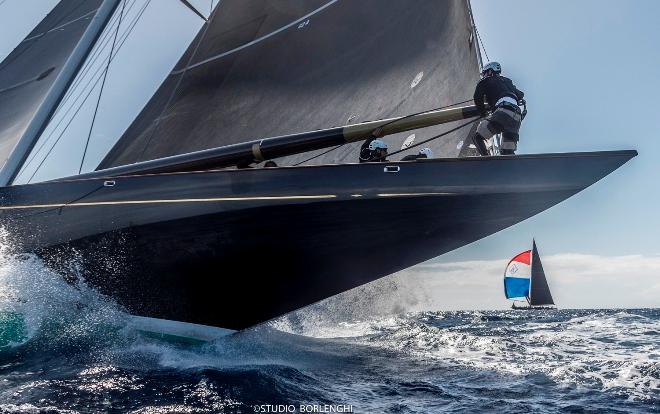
472, 62, 526, 155
359, 138, 389, 162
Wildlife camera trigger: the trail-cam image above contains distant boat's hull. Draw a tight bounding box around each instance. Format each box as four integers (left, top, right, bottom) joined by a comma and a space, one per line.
0, 151, 635, 330
511, 304, 555, 310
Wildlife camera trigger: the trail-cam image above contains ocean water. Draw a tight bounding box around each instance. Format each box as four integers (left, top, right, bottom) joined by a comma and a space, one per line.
0, 248, 658, 413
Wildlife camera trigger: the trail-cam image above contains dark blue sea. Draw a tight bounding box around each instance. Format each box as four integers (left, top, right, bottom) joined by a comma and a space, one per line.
0, 251, 658, 413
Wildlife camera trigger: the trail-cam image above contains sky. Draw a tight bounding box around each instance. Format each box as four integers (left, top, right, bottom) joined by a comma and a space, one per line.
433, 0, 660, 309
0, 1, 658, 310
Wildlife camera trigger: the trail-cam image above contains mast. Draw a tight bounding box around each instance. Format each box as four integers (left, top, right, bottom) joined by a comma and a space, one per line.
0, 0, 121, 187
528, 239, 535, 305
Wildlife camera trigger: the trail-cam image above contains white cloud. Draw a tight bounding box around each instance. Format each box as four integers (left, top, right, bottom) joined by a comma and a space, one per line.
283, 254, 659, 329
390, 254, 660, 310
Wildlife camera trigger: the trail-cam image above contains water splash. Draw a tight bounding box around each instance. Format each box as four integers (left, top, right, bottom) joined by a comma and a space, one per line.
0, 227, 127, 349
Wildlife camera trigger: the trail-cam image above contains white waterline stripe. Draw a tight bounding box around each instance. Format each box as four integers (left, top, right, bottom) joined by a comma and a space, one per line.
171, 0, 338, 74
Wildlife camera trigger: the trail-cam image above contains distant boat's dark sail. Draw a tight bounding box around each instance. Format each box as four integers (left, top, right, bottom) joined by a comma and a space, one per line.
529, 240, 555, 306
99, 0, 480, 169
0, 0, 103, 174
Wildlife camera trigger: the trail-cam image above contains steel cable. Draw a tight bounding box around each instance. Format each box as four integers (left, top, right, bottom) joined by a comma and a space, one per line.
23, 0, 152, 182
78, 0, 126, 174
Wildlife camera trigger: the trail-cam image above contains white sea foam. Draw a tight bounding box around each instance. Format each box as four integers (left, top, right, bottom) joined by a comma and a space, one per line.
281, 309, 659, 401
0, 227, 127, 347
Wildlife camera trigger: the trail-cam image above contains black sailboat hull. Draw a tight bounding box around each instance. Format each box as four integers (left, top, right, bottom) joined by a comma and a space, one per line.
511, 304, 555, 310
0, 151, 635, 330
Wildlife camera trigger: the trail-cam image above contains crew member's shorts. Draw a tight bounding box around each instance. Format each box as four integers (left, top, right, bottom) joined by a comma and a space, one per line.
476, 107, 522, 151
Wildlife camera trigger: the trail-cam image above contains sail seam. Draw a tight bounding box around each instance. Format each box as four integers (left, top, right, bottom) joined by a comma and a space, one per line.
170, 0, 339, 75
22, 9, 99, 43
0, 2, 89, 72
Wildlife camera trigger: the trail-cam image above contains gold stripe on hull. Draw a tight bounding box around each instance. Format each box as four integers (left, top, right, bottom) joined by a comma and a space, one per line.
0, 192, 456, 211
0, 194, 337, 210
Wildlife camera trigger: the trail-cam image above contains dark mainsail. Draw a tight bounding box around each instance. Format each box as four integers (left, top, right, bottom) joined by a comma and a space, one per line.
0, 0, 106, 179
99, 0, 481, 169
530, 240, 555, 306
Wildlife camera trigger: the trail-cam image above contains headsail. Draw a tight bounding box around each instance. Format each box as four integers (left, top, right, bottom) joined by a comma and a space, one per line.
529, 240, 555, 306
98, 0, 480, 169
0, 0, 108, 183
503, 250, 531, 300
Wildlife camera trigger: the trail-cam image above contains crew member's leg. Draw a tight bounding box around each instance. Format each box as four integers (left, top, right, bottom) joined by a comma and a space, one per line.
500, 133, 518, 155
489, 108, 521, 155
474, 116, 501, 155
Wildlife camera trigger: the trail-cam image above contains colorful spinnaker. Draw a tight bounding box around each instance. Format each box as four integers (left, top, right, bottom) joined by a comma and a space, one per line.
503, 240, 555, 308
504, 250, 532, 299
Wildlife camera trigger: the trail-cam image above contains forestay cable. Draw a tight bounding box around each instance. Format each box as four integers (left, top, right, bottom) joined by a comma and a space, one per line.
78, 0, 126, 174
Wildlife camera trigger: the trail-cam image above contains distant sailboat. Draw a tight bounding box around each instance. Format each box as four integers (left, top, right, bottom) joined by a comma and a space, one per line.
503, 240, 555, 310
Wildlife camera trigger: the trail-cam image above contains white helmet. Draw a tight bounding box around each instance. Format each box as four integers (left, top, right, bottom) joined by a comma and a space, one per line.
418, 148, 433, 158
481, 61, 501, 76
368, 139, 388, 151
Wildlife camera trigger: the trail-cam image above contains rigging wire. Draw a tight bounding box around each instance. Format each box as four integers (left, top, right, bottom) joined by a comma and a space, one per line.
136, 2, 220, 162
293, 98, 474, 166
78, 0, 126, 174
20, 0, 150, 181
20, 0, 146, 174
60, 0, 146, 113
374, 118, 479, 162
473, 20, 489, 64
23, 0, 152, 183
57, 0, 140, 114
293, 144, 344, 166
